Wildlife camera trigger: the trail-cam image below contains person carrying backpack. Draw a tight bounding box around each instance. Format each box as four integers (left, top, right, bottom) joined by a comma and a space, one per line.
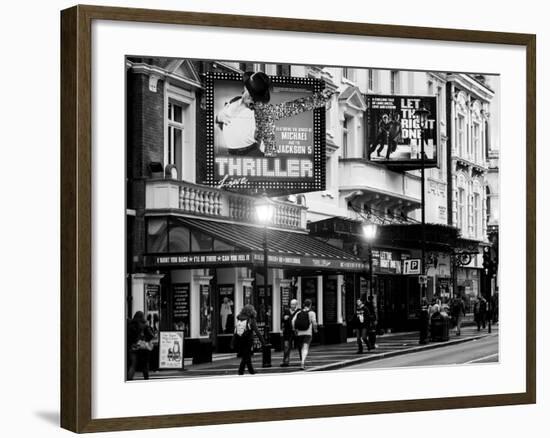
232, 304, 266, 375
292, 299, 318, 370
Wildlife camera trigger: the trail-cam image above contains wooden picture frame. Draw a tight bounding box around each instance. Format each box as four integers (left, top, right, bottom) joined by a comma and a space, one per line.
60, 4, 536, 433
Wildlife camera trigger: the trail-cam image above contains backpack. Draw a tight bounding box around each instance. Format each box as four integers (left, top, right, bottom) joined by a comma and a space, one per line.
294, 310, 311, 331
234, 319, 250, 337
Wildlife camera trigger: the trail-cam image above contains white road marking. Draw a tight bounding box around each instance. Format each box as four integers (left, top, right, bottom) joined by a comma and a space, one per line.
465, 353, 499, 364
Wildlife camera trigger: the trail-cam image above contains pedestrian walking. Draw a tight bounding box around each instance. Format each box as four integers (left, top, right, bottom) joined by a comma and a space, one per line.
419, 298, 430, 345
474, 297, 488, 331
351, 298, 372, 354
366, 295, 378, 349
292, 299, 318, 370
491, 293, 499, 324
127, 311, 154, 380
231, 304, 266, 375
280, 299, 299, 367
450, 294, 466, 336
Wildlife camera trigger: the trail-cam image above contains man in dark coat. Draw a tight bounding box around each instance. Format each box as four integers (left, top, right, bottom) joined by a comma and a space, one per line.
280, 299, 299, 367
352, 299, 373, 353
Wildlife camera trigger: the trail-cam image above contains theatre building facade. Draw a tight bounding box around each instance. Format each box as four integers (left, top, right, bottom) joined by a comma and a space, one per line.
126, 58, 365, 359
126, 57, 498, 361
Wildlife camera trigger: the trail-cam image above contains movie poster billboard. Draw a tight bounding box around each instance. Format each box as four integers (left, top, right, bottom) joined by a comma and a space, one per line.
200, 72, 327, 195
366, 95, 438, 169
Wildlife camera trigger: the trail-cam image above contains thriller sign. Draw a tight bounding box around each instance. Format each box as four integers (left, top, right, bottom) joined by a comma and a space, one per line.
199, 72, 327, 195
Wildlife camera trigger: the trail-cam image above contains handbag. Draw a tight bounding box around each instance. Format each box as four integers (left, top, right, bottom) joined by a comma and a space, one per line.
137, 339, 154, 351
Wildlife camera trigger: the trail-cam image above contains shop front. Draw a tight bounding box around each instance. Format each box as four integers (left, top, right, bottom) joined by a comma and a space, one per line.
129, 212, 365, 361
309, 218, 460, 334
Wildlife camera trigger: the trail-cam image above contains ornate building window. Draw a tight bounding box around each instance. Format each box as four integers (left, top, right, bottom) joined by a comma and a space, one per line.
473, 121, 481, 163
167, 100, 184, 177
457, 187, 465, 232
473, 192, 481, 238
457, 114, 466, 157
342, 116, 351, 158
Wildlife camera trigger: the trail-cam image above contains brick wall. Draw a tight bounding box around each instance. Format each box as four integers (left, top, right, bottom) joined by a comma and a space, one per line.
127, 71, 165, 270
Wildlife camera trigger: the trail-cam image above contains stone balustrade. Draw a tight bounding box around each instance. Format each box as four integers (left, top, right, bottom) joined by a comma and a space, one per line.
146, 179, 307, 230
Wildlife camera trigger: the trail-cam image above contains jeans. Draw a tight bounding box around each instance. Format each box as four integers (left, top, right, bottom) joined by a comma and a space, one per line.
476, 313, 487, 331
282, 337, 293, 365
355, 327, 371, 352
238, 350, 255, 375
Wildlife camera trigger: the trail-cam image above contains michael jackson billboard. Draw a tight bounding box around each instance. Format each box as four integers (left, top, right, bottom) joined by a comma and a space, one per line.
199, 72, 329, 195
366, 95, 438, 169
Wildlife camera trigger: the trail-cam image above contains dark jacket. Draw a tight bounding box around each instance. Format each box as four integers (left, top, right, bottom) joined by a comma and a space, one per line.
366, 301, 377, 323
351, 305, 371, 329
127, 319, 154, 350
281, 308, 299, 339
232, 315, 266, 352
450, 297, 466, 317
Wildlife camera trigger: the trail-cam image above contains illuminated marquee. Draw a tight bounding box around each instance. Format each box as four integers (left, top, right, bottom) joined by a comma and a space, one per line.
214, 157, 313, 178
198, 72, 326, 196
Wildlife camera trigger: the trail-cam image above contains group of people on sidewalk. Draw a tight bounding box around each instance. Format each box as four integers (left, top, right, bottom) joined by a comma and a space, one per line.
419, 294, 497, 345
232, 299, 319, 375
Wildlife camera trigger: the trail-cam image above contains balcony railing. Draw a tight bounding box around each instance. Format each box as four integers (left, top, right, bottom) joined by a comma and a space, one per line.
145, 179, 307, 231
338, 158, 421, 200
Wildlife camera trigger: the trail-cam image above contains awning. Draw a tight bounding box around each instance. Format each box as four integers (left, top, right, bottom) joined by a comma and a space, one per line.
309, 217, 461, 253
144, 217, 365, 272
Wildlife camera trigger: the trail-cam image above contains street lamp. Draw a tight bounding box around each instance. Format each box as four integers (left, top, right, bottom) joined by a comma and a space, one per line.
255, 193, 275, 300
414, 104, 431, 299
255, 193, 274, 367
362, 223, 378, 299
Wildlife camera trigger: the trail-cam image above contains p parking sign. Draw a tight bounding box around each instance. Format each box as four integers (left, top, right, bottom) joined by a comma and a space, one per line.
403, 259, 421, 274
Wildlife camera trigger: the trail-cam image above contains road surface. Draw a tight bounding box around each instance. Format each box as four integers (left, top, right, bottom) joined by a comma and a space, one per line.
345, 332, 499, 370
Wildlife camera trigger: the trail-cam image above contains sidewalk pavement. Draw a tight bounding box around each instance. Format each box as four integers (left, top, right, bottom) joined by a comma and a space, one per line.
146, 322, 498, 380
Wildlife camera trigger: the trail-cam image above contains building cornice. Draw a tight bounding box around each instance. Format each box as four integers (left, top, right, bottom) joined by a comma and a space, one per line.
447, 73, 494, 102
126, 60, 203, 90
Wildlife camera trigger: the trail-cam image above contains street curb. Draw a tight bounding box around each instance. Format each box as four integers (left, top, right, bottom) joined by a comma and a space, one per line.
307, 332, 496, 372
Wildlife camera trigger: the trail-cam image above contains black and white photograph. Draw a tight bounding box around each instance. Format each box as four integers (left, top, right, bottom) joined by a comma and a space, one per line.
125, 57, 500, 380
